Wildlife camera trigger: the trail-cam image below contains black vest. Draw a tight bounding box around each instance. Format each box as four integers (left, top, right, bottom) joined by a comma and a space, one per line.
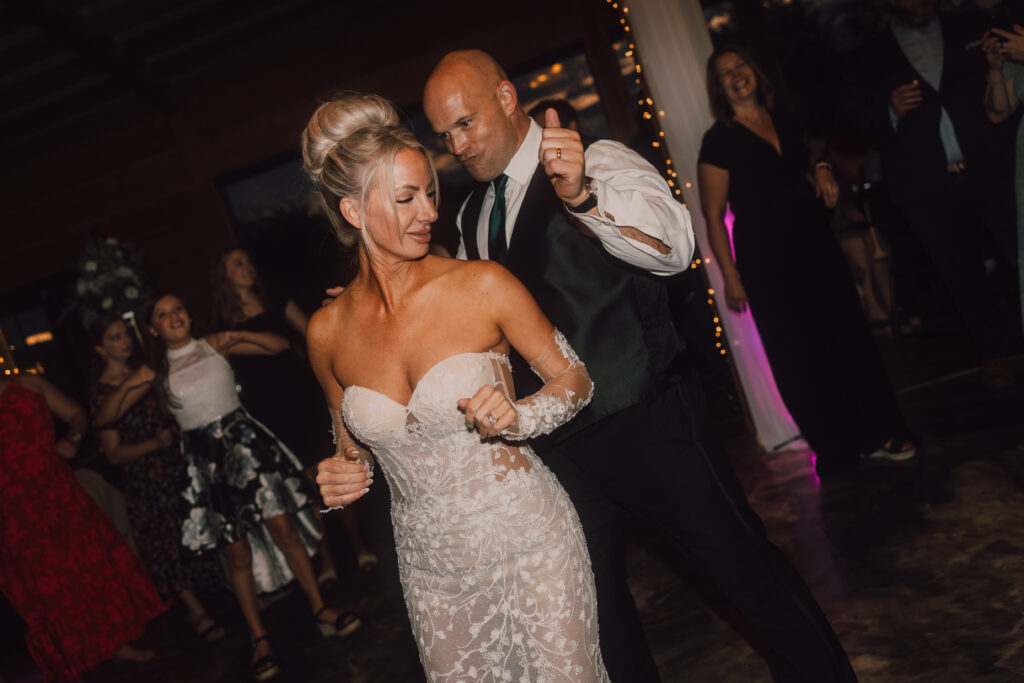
462, 162, 680, 441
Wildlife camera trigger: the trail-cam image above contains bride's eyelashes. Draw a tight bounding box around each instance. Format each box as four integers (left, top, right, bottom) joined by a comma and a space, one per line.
396, 189, 437, 204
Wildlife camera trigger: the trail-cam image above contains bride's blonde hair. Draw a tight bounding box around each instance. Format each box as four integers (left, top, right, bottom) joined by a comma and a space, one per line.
301, 91, 439, 248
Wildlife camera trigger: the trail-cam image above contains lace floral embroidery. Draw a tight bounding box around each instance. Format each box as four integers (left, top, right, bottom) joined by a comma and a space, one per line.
337, 337, 607, 681
504, 329, 594, 441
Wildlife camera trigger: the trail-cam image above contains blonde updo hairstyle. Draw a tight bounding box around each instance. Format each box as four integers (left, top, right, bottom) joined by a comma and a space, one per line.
301, 92, 439, 250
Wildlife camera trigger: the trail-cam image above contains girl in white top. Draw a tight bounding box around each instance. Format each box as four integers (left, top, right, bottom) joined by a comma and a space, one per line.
138, 293, 361, 681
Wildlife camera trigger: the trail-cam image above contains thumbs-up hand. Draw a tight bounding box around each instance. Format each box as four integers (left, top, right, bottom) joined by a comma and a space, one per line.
539, 108, 588, 207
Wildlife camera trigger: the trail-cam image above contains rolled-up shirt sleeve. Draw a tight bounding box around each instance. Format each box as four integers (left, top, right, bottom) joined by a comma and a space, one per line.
571, 140, 694, 276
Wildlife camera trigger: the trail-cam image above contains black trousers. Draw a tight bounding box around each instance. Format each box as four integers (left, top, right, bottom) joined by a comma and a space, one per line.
897, 168, 1017, 359
541, 373, 857, 683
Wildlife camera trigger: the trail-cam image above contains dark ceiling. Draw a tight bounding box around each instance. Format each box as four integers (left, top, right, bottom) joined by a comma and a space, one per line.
0, 0, 608, 296
0, 0, 384, 154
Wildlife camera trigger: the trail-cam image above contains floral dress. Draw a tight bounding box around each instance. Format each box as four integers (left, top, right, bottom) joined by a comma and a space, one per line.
0, 381, 167, 682
168, 338, 322, 593
91, 382, 225, 599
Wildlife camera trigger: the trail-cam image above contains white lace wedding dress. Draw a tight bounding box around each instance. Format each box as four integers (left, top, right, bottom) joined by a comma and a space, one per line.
341, 331, 609, 682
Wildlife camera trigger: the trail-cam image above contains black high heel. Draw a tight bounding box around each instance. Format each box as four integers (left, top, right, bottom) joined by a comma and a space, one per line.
314, 606, 362, 639
250, 635, 280, 681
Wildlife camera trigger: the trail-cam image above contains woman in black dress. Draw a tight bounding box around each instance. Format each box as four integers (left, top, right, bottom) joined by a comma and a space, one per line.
209, 248, 377, 575
698, 45, 915, 475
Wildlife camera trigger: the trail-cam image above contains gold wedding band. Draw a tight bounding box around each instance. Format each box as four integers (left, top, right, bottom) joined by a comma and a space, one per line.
556, 148, 562, 159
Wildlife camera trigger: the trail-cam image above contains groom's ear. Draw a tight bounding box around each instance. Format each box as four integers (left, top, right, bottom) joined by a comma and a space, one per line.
497, 81, 518, 115
339, 198, 361, 229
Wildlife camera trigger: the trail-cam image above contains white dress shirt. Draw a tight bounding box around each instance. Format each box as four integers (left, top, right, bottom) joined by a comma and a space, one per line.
455, 119, 694, 277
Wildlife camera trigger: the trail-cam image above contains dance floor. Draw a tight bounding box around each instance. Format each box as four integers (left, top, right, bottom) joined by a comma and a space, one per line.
1, 337, 1022, 683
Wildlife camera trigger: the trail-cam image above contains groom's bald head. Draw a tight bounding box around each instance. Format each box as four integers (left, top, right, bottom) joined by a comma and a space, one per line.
427, 50, 509, 93
423, 50, 531, 182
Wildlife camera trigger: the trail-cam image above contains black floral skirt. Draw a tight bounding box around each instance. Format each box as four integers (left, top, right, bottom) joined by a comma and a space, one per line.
179, 409, 322, 593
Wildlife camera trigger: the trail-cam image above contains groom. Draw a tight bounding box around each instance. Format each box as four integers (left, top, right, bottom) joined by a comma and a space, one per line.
319, 49, 857, 682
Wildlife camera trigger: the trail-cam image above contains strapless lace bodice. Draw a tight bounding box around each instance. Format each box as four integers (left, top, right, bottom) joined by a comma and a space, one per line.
340, 338, 607, 682
342, 352, 519, 510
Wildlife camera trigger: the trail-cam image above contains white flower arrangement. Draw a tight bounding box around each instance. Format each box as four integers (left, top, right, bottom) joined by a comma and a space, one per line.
74, 234, 149, 326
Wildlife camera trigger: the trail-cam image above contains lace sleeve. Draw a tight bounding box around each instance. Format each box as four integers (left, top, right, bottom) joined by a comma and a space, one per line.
502, 329, 594, 440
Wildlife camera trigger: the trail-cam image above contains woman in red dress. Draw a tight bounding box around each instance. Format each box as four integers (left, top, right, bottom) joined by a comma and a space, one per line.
0, 373, 167, 682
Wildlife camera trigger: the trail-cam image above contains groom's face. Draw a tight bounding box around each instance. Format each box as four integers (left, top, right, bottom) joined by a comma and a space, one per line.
424, 80, 518, 183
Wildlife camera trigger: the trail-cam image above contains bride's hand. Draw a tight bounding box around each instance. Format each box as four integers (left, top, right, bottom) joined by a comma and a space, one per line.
316, 446, 373, 508
458, 385, 517, 438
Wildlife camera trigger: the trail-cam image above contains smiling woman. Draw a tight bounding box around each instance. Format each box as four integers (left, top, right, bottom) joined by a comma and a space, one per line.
338, 148, 438, 255
125, 292, 362, 679
302, 93, 440, 254
697, 45, 917, 477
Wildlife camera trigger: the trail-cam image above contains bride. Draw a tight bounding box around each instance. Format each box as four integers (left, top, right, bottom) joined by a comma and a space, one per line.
302, 92, 609, 682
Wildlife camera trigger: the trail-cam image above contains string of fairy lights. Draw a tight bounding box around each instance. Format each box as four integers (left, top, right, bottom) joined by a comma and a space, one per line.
607, 0, 728, 357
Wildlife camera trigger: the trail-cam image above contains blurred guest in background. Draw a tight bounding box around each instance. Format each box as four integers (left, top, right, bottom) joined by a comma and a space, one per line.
698, 45, 916, 475
822, 139, 898, 330
91, 313, 227, 643
209, 247, 377, 575
984, 26, 1024, 332
0, 371, 166, 682
843, 0, 1019, 388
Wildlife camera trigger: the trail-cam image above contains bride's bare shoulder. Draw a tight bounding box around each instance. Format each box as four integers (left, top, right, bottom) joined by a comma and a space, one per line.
430, 256, 511, 288
307, 291, 354, 350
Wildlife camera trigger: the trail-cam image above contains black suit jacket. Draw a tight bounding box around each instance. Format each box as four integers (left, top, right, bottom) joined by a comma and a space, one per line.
843, 14, 1016, 204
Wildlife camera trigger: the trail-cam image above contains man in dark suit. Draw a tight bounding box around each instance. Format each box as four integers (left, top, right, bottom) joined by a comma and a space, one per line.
844, 0, 1018, 387
415, 49, 856, 682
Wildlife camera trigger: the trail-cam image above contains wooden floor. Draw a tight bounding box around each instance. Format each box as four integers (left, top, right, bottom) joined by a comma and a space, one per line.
2, 334, 1023, 683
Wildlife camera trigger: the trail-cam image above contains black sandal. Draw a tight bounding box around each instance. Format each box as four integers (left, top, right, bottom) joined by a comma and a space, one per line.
865, 437, 917, 462
189, 614, 225, 643
314, 606, 362, 639
251, 635, 280, 682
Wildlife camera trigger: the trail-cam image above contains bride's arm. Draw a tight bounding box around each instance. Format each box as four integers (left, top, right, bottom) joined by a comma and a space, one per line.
307, 308, 374, 510
458, 263, 593, 440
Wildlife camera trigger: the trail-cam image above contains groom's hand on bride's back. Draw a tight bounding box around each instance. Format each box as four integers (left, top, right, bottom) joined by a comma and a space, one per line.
321, 286, 345, 308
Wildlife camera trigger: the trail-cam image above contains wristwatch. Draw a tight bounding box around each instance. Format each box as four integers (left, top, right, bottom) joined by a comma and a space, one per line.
567, 176, 598, 214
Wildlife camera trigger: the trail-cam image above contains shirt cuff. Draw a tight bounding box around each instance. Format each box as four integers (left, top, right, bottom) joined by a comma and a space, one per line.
570, 177, 685, 264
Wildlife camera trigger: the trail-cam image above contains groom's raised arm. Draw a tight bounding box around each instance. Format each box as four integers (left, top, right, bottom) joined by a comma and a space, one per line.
538, 109, 693, 277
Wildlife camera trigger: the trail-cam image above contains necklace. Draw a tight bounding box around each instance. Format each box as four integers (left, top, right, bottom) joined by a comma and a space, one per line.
736, 111, 767, 126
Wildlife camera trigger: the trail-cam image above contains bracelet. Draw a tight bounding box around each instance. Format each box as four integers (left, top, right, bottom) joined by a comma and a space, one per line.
814, 161, 833, 172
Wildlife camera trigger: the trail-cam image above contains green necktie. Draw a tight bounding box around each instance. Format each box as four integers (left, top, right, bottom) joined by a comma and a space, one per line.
488, 174, 509, 262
